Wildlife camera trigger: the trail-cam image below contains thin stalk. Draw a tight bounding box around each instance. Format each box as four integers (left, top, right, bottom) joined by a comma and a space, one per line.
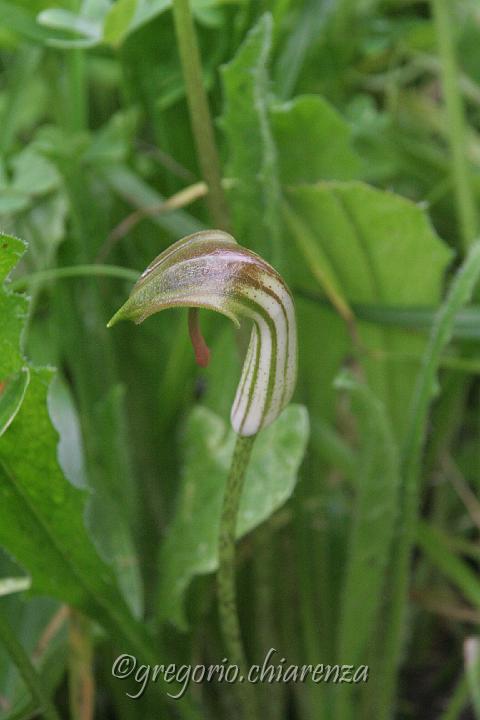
171, 0, 230, 230
0, 609, 61, 720
9, 265, 139, 292
217, 433, 258, 720
431, 0, 478, 251
68, 610, 95, 720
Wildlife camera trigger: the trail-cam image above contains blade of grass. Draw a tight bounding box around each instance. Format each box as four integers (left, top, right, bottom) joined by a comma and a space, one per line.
297, 289, 480, 341
335, 371, 400, 720
377, 240, 480, 718
283, 202, 354, 326
431, 0, 478, 251
417, 522, 480, 609
9, 265, 139, 292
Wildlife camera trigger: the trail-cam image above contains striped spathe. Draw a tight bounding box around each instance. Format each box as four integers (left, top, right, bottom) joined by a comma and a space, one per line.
108, 230, 297, 437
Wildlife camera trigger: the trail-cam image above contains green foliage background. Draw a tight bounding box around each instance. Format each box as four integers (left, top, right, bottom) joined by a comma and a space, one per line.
1, 1, 480, 718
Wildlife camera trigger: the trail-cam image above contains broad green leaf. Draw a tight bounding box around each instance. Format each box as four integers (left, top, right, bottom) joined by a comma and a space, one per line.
284, 202, 353, 321
221, 13, 283, 267
158, 404, 309, 629
335, 371, 400, 665
270, 95, 361, 184
288, 181, 453, 439
0, 235, 145, 649
0, 368, 137, 624
0, 236, 27, 378
0, 369, 30, 438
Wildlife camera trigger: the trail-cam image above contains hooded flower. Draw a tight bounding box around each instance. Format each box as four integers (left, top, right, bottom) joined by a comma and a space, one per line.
108, 230, 297, 436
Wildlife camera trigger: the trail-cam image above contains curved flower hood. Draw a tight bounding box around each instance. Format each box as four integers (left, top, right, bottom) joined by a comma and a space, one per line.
108, 230, 297, 436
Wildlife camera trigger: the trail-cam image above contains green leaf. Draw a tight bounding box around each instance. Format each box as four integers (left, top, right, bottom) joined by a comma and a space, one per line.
297, 291, 480, 341
221, 13, 283, 267
0, 369, 30, 438
103, 0, 137, 47
288, 181, 453, 439
270, 95, 361, 184
0, 234, 146, 652
158, 404, 309, 629
335, 371, 400, 664
376, 242, 480, 717
0, 236, 28, 378
0, 369, 135, 622
417, 522, 480, 609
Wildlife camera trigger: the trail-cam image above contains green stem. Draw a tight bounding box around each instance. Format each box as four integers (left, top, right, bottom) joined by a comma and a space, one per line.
217, 433, 258, 720
9, 265, 139, 292
0, 609, 61, 720
68, 610, 95, 720
171, 0, 230, 230
431, 0, 478, 251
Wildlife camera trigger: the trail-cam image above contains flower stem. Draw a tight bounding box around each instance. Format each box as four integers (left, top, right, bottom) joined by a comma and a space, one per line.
431, 0, 478, 252
217, 433, 258, 720
0, 609, 61, 720
171, 0, 231, 231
